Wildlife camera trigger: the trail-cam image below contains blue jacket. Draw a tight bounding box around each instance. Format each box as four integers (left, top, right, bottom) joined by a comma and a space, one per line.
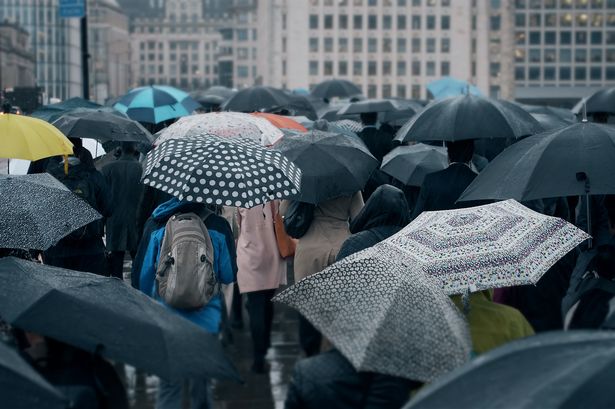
139, 198, 234, 334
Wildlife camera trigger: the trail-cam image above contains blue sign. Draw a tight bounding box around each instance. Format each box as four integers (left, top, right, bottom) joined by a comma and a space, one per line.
59, 0, 85, 18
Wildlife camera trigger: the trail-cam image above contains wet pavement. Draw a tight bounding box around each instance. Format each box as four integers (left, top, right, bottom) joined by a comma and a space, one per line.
123, 258, 302, 409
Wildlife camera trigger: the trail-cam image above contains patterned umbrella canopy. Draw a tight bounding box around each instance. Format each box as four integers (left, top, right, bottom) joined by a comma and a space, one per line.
274, 242, 471, 382
0, 174, 101, 250
114, 85, 200, 124
142, 136, 301, 208
386, 200, 589, 294
155, 112, 284, 146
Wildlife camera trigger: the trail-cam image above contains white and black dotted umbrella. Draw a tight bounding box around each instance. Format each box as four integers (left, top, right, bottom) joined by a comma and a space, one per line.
386, 199, 590, 295
142, 136, 301, 208
274, 242, 472, 382
0, 174, 101, 251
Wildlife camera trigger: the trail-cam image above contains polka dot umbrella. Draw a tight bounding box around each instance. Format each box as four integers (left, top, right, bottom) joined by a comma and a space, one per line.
142, 135, 301, 208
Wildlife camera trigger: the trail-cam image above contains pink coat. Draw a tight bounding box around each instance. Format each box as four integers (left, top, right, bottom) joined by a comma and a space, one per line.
236, 201, 287, 294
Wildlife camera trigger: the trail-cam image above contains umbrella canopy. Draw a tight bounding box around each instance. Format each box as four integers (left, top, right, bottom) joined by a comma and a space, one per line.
310, 79, 363, 100
272, 130, 378, 204
337, 99, 402, 115
52, 109, 153, 144
459, 122, 615, 202
274, 242, 471, 382
31, 97, 102, 122
395, 95, 543, 143
381, 144, 448, 186
521, 104, 577, 122
265, 94, 319, 120
0, 340, 67, 409
221, 86, 291, 112
0, 258, 241, 382
584, 87, 615, 115
405, 331, 615, 409
330, 119, 364, 134
142, 136, 301, 208
113, 85, 200, 124
190, 86, 236, 106
380, 100, 423, 127
0, 174, 101, 250
427, 77, 482, 100
250, 112, 307, 132
530, 113, 575, 131
155, 112, 284, 146
385, 200, 589, 294
0, 114, 73, 162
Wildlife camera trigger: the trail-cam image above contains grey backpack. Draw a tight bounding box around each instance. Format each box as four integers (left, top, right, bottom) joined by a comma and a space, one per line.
156, 212, 216, 309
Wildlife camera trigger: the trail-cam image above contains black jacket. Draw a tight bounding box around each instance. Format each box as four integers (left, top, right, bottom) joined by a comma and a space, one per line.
411, 163, 479, 219
358, 126, 393, 163
285, 349, 417, 409
101, 156, 144, 252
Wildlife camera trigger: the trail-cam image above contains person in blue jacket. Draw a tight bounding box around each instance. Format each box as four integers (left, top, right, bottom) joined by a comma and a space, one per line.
138, 197, 235, 409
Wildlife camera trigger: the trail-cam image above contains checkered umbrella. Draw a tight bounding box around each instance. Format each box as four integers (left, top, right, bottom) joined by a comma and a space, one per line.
114, 85, 200, 124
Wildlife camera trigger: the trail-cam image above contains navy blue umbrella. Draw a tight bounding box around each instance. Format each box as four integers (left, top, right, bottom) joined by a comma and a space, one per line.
114, 85, 200, 124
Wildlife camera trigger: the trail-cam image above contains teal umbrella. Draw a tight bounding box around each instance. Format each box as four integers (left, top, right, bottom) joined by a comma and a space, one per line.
427, 77, 482, 100
113, 85, 200, 124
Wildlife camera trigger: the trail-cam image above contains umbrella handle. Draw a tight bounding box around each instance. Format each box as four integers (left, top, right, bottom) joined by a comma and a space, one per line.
64, 155, 69, 175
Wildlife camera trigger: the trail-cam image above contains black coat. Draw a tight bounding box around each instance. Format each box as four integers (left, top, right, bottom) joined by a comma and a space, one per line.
101, 156, 144, 252
411, 163, 479, 219
358, 126, 393, 163
285, 349, 417, 409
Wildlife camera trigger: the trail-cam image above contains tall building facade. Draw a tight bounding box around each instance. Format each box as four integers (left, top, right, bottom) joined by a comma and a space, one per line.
89, 0, 131, 104
129, 0, 222, 89
257, 0, 514, 99
513, 0, 615, 105
0, 21, 36, 90
0, 0, 82, 101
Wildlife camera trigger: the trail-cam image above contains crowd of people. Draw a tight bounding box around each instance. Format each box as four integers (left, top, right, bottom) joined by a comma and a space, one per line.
2, 91, 615, 409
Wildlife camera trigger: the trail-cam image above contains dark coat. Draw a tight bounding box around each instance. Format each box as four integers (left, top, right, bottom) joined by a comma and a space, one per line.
101, 155, 144, 252
411, 163, 479, 219
358, 126, 392, 163
285, 350, 416, 409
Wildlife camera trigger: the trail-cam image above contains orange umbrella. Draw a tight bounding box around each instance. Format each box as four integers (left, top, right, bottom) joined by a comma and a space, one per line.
251, 112, 307, 132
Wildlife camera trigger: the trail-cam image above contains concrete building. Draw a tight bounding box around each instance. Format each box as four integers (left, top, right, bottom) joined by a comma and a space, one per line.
0, 21, 35, 90
129, 0, 222, 90
513, 0, 615, 106
89, 0, 131, 104
223, 0, 259, 89
0, 0, 82, 101
257, 0, 515, 100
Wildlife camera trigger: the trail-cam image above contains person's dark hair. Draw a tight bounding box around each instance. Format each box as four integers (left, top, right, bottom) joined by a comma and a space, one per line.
360, 112, 378, 126
589, 245, 615, 280
604, 195, 615, 229
73, 146, 95, 168
68, 137, 83, 150
120, 142, 137, 156
446, 140, 475, 163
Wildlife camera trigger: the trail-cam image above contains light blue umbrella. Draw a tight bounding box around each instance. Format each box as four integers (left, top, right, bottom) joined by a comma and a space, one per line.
113, 85, 200, 124
427, 77, 482, 100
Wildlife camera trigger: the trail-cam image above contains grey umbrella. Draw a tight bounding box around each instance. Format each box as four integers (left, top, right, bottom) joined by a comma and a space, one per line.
404, 331, 615, 409
584, 87, 615, 115
0, 340, 67, 409
0, 174, 101, 250
274, 242, 471, 382
310, 79, 363, 100
337, 99, 402, 115
0, 258, 241, 382
381, 144, 448, 186
530, 113, 575, 131
395, 95, 543, 143
521, 104, 577, 122
52, 110, 153, 144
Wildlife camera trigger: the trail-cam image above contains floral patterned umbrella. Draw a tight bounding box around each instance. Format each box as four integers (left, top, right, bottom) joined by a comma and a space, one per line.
274, 242, 471, 382
386, 199, 590, 294
155, 112, 284, 146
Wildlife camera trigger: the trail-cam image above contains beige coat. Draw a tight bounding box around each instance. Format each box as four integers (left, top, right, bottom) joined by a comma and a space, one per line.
282, 193, 364, 282
236, 201, 287, 294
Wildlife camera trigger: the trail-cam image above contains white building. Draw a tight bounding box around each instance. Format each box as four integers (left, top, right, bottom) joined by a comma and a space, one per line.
513, 0, 615, 106
257, 0, 515, 99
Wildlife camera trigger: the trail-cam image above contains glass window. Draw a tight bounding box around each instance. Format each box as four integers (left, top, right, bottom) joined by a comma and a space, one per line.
383, 38, 392, 52
324, 37, 333, 52
560, 66, 571, 80
591, 49, 602, 62
529, 66, 540, 80
397, 60, 407, 75
412, 15, 421, 29
353, 61, 363, 75
490, 62, 501, 77
529, 49, 541, 62
545, 31, 556, 44
412, 60, 421, 75
608, 32, 615, 44
412, 37, 421, 52
560, 32, 572, 44
398, 15, 407, 29
491, 0, 502, 8
368, 38, 378, 52
561, 0, 572, 9
529, 13, 540, 26
545, 13, 557, 26
441, 38, 450, 52
354, 15, 363, 29
441, 61, 450, 76
368, 85, 377, 98
324, 15, 333, 29
398, 0, 407, 5
309, 37, 318, 52
576, 32, 588, 44
515, 67, 525, 80
339, 15, 348, 29
607, 49, 615, 62
560, 13, 573, 26
411, 84, 421, 99
575, 49, 587, 62
442, 15, 450, 30
575, 67, 587, 80
591, 31, 602, 44
427, 38, 436, 52
309, 15, 318, 29
516, 31, 526, 44
324, 61, 333, 75
544, 48, 556, 62
369, 15, 378, 29
515, 14, 526, 27
529, 31, 540, 44
309, 61, 318, 75
544, 67, 556, 80
383, 61, 392, 75
382, 85, 392, 98
590, 67, 602, 80
368, 61, 377, 75
426, 61, 435, 76
397, 38, 407, 52
383, 15, 392, 29
515, 48, 525, 62
339, 37, 348, 52
559, 49, 571, 62
592, 13, 603, 27
354, 38, 363, 52
397, 84, 407, 98
606, 67, 615, 80
427, 15, 436, 29
577, 13, 589, 26
491, 15, 501, 30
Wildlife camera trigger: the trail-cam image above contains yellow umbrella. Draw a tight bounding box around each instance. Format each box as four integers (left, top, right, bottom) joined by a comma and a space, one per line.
0, 113, 73, 162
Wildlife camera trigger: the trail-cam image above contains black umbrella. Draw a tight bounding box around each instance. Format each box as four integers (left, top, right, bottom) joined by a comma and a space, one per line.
190, 86, 237, 107
310, 79, 363, 100
530, 113, 575, 131
521, 104, 577, 122
395, 95, 543, 143
31, 97, 102, 122
0, 174, 101, 250
381, 144, 448, 186
52, 110, 153, 144
405, 331, 615, 409
584, 88, 615, 115
272, 130, 379, 204
0, 258, 241, 382
380, 100, 423, 127
0, 340, 67, 409
221, 86, 291, 112
337, 99, 402, 115
266, 94, 318, 120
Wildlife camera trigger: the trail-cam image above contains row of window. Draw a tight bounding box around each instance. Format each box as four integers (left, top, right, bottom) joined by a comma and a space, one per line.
308, 59, 450, 77
515, 65, 615, 80
516, 30, 615, 45
515, 12, 615, 27
516, 48, 615, 63
309, 0, 450, 7
138, 77, 218, 89
515, 0, 615, 9
308, 14, 450, 30
308, 37, 450, 53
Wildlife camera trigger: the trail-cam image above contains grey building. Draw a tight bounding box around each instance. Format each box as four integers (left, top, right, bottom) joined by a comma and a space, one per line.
0, 21, 36, 90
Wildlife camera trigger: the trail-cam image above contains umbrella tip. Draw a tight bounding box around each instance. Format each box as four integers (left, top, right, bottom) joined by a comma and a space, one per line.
582, 101, 588, 122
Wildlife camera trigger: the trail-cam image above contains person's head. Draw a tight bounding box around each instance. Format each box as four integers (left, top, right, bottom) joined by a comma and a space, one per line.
349, 184, 410, 234
446, 140, 475, 164
360, 112, 378, 126
605, 195, 615, 236
68, 137, 83, 150
589, 245, 615, 280
120, 142, 137, 156
592, 112, 609, 124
